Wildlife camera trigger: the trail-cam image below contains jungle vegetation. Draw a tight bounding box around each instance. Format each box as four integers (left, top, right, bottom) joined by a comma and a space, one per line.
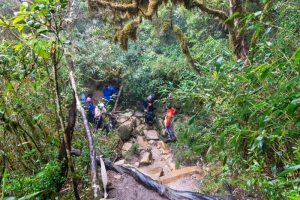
0, 0, 299, 199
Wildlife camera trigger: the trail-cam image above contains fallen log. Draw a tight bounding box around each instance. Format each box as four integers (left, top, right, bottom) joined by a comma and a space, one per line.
96, 157, 235, 200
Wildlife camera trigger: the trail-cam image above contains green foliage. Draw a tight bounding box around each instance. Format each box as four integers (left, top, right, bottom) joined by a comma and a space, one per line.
6, 160, 64, 198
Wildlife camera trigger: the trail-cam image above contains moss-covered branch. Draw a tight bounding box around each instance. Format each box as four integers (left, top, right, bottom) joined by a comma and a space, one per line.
190, 1, 230, 23
113, 20, 139, 50
173, 26, 200, 77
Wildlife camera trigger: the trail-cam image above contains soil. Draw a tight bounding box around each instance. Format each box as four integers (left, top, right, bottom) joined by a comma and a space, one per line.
106, 170, 168, 200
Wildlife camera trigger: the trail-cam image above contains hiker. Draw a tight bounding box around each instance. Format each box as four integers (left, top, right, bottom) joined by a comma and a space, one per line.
145, 111, 156, 129
164, 103, 176, 141
94, 102, 106, 129
102, 116, 118, 137
102, 84, 118, 111
141, 95, 154, 113
85, 97, 95, 123
87, 91, 93, 98
79, 93, 86, 104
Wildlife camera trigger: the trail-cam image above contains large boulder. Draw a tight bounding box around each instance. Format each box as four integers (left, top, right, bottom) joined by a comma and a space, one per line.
116, 120, 134, 140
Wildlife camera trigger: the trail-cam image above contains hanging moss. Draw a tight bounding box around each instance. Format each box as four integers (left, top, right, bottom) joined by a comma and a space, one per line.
173, 25, 188, 54
112, 20, 139, 50
146, 0, 163, 17
162, 19, 172, 33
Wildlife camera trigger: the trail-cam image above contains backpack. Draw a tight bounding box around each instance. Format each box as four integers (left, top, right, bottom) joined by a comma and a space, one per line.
145, 112, 155, 125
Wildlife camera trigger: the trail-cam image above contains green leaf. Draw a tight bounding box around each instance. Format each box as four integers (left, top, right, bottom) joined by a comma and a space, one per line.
235, 75, 248, 82
19, 191, 42, 200
12, 16, 24, 25
252, 63, 268, 73
278, 164, 300, 177
5, 82, 14, 92
33, 40, 48, 59
225, 12, 240, 22
219, 131, 225, 149
13, 44, 23, 50
260, 68, 270, 81
292, 47, 300, 71
250, 102, 266, 117
188, 114, 196, 125
215, 57, 223, 73
287, 99, 299, 116
183, 129, 189, 139
1, 168, 7, 199
288, 196, 300, 200
251, 134, 264, 150
289, 178, 300, 183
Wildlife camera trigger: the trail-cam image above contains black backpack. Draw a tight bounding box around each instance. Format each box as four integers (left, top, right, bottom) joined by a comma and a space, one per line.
145, 112, 155, 125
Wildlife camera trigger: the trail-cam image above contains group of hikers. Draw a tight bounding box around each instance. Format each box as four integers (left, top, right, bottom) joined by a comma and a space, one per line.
79, 84, 118, 137
80, 84, 176, 141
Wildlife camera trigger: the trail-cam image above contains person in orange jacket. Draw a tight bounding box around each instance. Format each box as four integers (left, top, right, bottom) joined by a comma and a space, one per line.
164, 103, 176, 141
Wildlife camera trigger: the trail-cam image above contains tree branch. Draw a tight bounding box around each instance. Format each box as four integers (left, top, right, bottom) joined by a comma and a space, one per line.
65, 50, 101, 198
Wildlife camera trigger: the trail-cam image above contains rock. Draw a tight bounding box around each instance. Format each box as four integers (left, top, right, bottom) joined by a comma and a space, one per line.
136, 168, 162, 183
114, 159, 128, 166
148, 140, 155, 145
157, 118, 166, 136
146, 167, 163, 179
136, 136, 149, 148
117, 120, 134, 140
160, 166, 201, 184
143, 130, 159, 140
135, 124, 145, 135
134, 117, 141, 127
118, 117, 130, 124
134, 162, 140, 167
134, 111, 144, 118
157, 141, 169, 150
122, 142, 133, 151
161, 155, 170, 161
167, 162, 176, 171
120, 111, 133, 117
162, 150, 169, 155
140, 152, 151, 164
114, 175, 122, 180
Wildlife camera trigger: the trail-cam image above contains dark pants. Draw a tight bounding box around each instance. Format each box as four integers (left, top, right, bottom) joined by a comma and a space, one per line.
88, 113, 94, 123
103, 124, 111, 136
95, 116, 103, 129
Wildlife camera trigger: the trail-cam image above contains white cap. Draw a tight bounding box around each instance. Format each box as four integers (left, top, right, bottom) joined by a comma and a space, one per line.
99, 103, 104, 108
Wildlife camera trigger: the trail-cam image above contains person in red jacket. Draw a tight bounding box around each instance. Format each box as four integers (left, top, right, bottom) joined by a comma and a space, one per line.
164, 104, 176, 141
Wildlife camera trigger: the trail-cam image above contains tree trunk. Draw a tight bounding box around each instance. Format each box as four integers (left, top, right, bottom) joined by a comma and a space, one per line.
65, 51, 101, 199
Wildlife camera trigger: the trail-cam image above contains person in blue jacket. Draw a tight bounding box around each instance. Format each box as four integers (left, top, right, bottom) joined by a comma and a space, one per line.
102, 84, 118, 110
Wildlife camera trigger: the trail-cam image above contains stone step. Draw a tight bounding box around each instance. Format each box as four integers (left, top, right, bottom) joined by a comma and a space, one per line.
159, 166, 201, 184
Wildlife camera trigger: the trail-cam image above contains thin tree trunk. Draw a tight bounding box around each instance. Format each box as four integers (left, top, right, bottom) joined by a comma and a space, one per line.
65, 51, 101, 199
112, 84, 123, 113
51, 41, 80, 199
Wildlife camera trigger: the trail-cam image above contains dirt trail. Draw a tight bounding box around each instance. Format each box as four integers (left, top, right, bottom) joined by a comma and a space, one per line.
86, 88, 205, 199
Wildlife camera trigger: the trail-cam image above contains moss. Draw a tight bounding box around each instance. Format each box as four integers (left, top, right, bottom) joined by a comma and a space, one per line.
112, 20, 139, 50
123, 20, 139, 41
173, 25, 188, 54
